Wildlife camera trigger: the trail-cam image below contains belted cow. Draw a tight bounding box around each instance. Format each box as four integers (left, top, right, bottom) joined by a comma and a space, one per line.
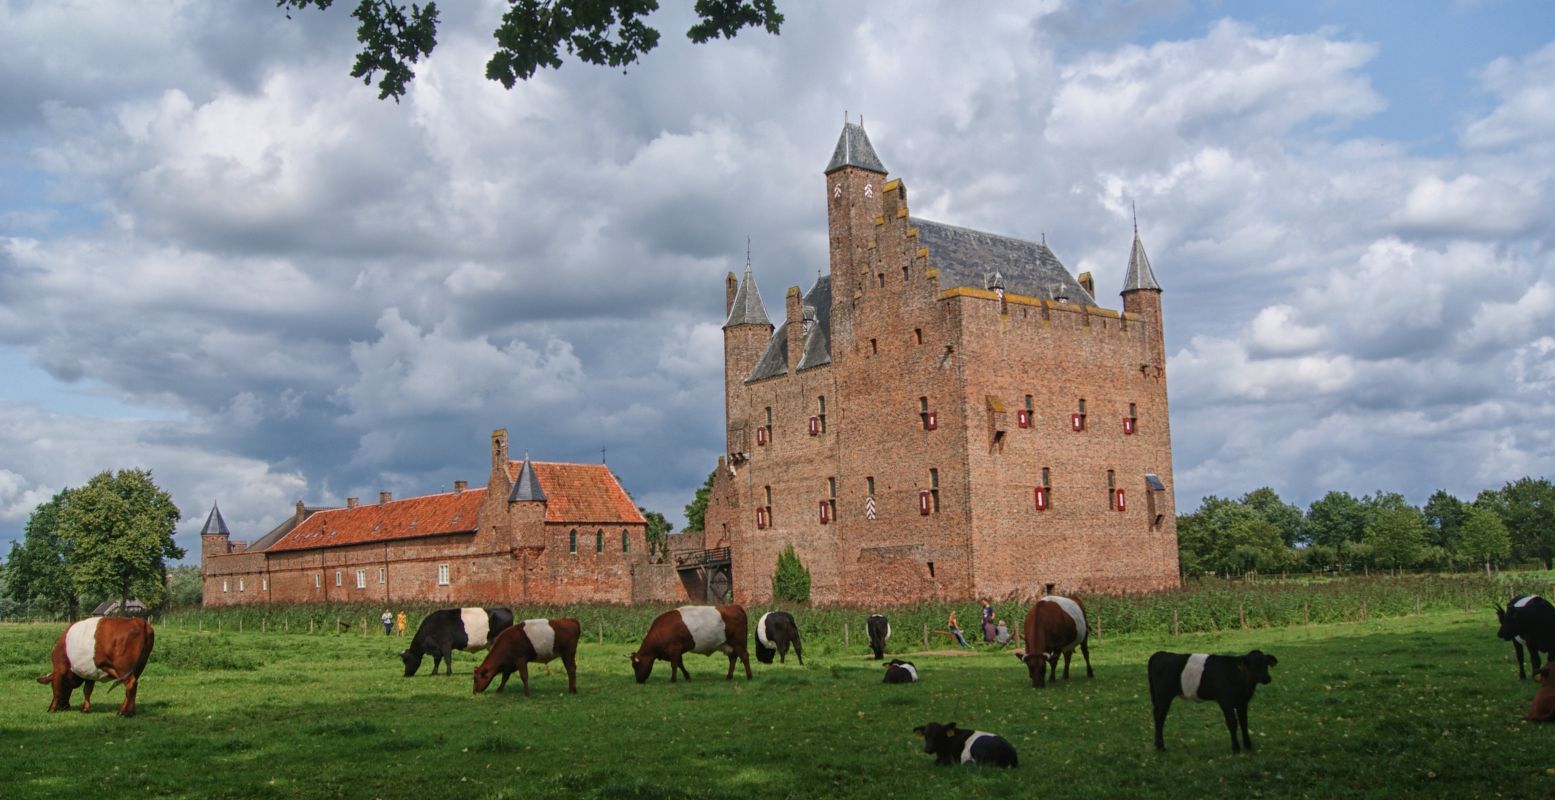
754, 611, 804, 665
473, 618, 580, 696
1014, 595, 1093, 688
867, 614, 891, 660
37, 616, 155, 717
1148, 649, 1278, 753
913, 722, 1018, 767
1496, 595, 1555, 679
630, 605, 751, 683
883, 659, 918, 684
400, 607, 514, 676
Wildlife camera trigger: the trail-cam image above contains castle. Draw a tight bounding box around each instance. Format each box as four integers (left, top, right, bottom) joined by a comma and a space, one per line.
200, 429, 679, 606
701, 122, 1180, 605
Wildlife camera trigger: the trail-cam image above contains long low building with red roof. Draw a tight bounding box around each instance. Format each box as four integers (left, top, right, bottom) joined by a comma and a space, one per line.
200, 429, 683, 606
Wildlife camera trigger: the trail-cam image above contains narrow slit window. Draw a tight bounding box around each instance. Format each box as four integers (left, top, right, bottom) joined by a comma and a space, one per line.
622, 529, 630, 553
929, 468, 941, 512
595, 529, 604, 553
569, 529, 578, 554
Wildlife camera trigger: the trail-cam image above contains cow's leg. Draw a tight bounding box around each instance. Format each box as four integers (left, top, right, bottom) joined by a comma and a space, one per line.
119, 674, 138, 717
1151, 693, 1173, 751
1047, 654, 1058, 684
518, 661, 531, 697
1062, 651, 1073, 680
1221, 701, 1242, 753
80, 680, 94, 713
726, 650, 736, 680
1237, 700, 1253, 751
777, 642, 786, 664
794, 638, 804, 665
1515, 641, 1528, 679
496, 670, 511, 692
740, 648, 752, 680
1080, 639, 1094, 678
562, 651, 578, 694
669, 652, 687, 682
1534, 647, 1545, 677
56, 673, 78, 712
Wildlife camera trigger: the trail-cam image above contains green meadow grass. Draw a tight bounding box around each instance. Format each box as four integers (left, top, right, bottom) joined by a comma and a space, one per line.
1, 611, 1551, 799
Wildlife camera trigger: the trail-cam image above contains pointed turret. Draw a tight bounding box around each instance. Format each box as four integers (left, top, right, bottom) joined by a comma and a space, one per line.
200, 501, 232, 560
824, 121, 886, 175
1122, 230, 1161, 293
1121, 212, 1166, 370
508, 455, 547, 503
724, 267, 771, 328
202, 503, 231, 536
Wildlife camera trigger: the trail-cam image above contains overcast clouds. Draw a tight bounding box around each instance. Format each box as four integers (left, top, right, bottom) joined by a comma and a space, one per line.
1, 0, 1552, 556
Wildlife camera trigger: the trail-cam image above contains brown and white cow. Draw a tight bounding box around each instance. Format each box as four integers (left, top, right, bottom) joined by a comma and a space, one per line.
473, 618, 580, 697
630, 605, 751, 683
1526, 663, 1555, 722
1014, 595, 1093, 688
36, 616, 155, 716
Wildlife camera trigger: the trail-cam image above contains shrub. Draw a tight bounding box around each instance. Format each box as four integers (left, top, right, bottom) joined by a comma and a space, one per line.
771, 545, 811, 603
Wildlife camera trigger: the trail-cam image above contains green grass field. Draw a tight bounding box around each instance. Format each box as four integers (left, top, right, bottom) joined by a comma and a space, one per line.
1, 610, 1551, 799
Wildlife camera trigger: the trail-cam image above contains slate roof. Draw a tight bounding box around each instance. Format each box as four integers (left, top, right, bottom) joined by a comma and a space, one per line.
746, 275, 832, 382
201, 503, 231, 536
911, 218, 1096, 305
824, 122, 886, 175
724, 268, 772, 328
508, 456, 547, 503
1123, 231, 1161, 292
266, 461, 643, 552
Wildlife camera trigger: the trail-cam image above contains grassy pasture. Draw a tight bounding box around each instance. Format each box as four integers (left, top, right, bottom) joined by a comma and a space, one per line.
1, 611, 1551, 799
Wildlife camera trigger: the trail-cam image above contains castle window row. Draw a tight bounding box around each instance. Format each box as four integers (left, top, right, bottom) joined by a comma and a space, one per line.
751, 396, 1142, 446
568, 528, 635, 554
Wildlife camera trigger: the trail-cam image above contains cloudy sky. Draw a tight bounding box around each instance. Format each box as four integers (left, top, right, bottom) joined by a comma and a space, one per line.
2, 0, 1552, 557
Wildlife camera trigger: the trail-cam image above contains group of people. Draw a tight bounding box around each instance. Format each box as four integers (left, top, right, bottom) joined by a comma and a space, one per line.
946, 598, 1011, 649
379, 610, 408, 636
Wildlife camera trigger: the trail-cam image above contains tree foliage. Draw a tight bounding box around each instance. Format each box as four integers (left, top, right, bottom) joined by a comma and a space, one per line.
770, 543, 810, 603
57, 469, 184, 611
1240, 487, 1305, 547
1364, 504, 1426, 574
1479, 477, 1555, 569
1305, 491, 1366, 564
165, 565, 204, 608
639, 507, 672, 559
1458, 505, 1511, 575
683, 468, 716, 533
1176, 496, 1288, 577
1422, 490, 1468, 551
3, 491, 82, 619
281, 0, 783, 101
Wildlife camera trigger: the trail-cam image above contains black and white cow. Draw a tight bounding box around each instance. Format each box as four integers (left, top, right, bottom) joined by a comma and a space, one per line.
913, 722, 1018, 767
754, 611, 804, 665
867, 614, 891, 660
400, 607, 514, 676
1496, 595, 1555, 679
883, 659, 918, 684
1148, 650, 1278, 753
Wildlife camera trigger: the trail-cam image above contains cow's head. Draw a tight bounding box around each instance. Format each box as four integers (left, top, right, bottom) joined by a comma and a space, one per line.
399, 649, 423, 677
1239, 650, 1278, 685
1496, 602, 1517, 641
472, 664, 496, 694
913, 722, 957, 754
1536, 664, 1554, 684
887, 659, 914, 669
1014, 650, 1053, 687
629, 651, 653, 684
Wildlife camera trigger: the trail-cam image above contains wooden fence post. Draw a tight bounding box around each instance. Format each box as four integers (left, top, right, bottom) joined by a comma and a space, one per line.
598, 621, 604, 646
922, 624, 929, 650
217, 618, 222, 634
1171, 609, 1179, 636
309, 619, 314, 634
1414, 594, 1421, 616
1303, 601, 1309, 626
238, 617, 243, 633
1361, 599, 1369, 622
1239, 604, 1247, 630
1094, 615, 1102, 640
843, 623, 850, 649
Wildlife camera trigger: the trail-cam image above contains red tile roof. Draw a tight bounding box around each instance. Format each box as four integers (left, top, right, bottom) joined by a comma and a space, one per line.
266, 460, 643, 552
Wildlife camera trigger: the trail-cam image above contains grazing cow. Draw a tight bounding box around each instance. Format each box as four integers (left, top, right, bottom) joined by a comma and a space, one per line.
754, 611, 804, 665
883, 659, 919, 684
630, 605, 751, 683
1526, 663, 1555, 722
912, 722, 1018, 768
1496, 595, 1555, 680
867, 614, 891, 660
400, 607, 514, 676
473, 618, 580, 696
1014, 595, 1093, 688
1148, 650, 1278, 753
36, 616, 155, 717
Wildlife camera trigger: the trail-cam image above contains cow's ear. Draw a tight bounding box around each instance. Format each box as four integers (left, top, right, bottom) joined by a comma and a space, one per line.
1265, 654, 1278, 667
913, 726, 926, 737
944, 722, 958, 735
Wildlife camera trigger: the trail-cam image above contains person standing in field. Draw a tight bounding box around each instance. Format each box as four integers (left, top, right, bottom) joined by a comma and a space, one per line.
381, 609, 393, 636
395, 611, 407, 636
981, 597, 996, 641
948, 610, 971, 649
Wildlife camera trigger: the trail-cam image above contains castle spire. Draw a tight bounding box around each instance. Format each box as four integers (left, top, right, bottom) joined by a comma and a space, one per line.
201, 502, 231, 536
724, 262, 772, 328
507, 454, 546, 503
824, 120, 886, 175
1122, 215, 1161, 293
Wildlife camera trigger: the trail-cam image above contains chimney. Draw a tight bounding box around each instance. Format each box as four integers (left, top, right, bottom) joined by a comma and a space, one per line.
1078, 271, 1095, 298
379, 491, 392, 506
726, 272, 738, 315
346, 497, 359, 509
785, 286, 803, 374
454, 480, 467, 494
491, 428, 509, 470
294, 500, 305, 522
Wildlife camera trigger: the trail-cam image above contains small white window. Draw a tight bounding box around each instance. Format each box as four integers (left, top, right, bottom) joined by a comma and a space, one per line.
334, 570, 343, 587
314, 574, 321, 588
238, 578, 245, 592
262, 576, 268, 591
355, 569, 366, 589
222, 579, 229, 593
378, 567, 386, 584
437, 564, 450, 586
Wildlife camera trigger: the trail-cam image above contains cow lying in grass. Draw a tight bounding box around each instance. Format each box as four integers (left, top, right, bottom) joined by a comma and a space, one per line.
912, 722, 1017, 767
882, 659, 918, 684
1526, 663, 1555, 722
472, 618, 580, 697
1148, 650, 1277, 753
37, 616, 155, 717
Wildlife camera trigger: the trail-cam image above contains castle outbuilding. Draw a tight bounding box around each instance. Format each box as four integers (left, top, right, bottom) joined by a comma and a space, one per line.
702, 121, 1180, 604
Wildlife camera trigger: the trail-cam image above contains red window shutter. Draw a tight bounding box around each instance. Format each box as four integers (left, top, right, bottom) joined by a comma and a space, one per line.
1034, 486, 1048, 511
918, 490, 932, 515
809, 416, 820, 436
819, 500, 830, 524
756, 426, 768, 446
1017, 409, 1030, 428
756, 507, 768, 529
1116, 488, 1127, 511
1123, 417, 1135, 435
925, 411, 938, 431
1071, 413, 1084, 432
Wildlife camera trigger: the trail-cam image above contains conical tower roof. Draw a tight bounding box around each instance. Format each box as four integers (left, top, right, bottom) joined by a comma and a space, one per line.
201, 503, 231, 536
1122, 229, 1161, 292
724, 267, 771, 328
824, 121, 886, 175
507, 455, 547, 503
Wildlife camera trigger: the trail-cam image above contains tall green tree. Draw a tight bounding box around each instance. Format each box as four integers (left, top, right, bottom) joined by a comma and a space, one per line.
683, 469, 716, 533
1422, 490, 1468, 552
1176, 496, 1287, 577
57, 469, 183, 612
1305, 491, 1366, 568
3, 491, 82, 619
1364, 504, 1426, 575
1480, 478, 1555, 569
165, 565, 204, 608
281, 0, 784, 101
1241, 487, 1305, 547
639, 508, 672, 559
771, 544, 810, 603
1458, 505, 1511, 576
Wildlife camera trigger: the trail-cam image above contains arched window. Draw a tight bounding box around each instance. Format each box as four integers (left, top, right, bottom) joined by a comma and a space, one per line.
621, 529, 630, 553
595, 529, 604, 553
569, 529, 577, 554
